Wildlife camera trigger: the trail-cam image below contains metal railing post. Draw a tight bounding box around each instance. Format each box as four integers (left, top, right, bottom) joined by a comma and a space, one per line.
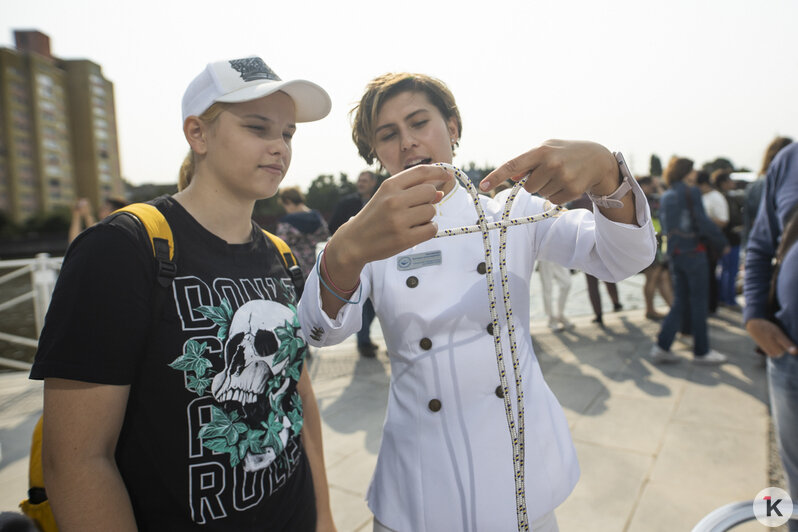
31, 252, 57, 337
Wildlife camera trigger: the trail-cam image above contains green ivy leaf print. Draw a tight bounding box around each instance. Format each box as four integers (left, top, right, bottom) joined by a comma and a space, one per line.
196, 298, 233, 340
202, 437, 241, 468
284, 359, 302, 382
199, 406, 248, 446
168, 340, 212, 377
242, 428, 266, 455
261, 412, 285, 455
287, 409, 303, 436
186, 374, 213, 396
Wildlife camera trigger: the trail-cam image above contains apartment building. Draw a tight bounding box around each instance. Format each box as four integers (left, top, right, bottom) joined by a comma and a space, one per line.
0, 30, 123, 224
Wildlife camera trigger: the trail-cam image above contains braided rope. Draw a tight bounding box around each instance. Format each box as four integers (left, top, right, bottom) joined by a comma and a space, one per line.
432, 163, 564, 531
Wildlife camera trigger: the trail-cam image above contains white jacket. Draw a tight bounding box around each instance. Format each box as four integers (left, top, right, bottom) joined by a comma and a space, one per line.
298, 182, 655, 531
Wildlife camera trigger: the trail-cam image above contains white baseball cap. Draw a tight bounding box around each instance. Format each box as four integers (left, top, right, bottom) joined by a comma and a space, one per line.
181, 57, 331, 123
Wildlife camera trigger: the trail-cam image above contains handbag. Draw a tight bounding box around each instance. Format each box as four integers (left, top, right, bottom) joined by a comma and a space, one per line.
684, 187, 727, 260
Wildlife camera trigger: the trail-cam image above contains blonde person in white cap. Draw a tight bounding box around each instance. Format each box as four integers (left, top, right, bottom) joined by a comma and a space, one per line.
28, 57, 450, 532
297, 72, 656, 532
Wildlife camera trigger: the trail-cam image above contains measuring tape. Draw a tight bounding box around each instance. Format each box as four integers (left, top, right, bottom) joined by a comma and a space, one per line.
433, 163, 564, 531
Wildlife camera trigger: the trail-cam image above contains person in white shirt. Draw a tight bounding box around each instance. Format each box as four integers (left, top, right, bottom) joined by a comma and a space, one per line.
297, 72, 656, 532
696, 170, 728, 313
697, 171, 729, 228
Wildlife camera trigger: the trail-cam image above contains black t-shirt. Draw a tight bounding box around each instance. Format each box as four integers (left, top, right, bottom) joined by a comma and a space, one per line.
31, 196, 315, 531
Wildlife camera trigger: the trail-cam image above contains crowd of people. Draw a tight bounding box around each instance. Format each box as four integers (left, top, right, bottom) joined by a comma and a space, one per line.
6, 54, 795, 532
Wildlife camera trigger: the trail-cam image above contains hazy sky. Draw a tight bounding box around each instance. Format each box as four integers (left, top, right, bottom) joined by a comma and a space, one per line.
2, 0, 797, 190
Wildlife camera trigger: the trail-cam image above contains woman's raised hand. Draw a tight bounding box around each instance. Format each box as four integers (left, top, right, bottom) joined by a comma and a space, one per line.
479, 140, 619, 205
328, 164, 451, 269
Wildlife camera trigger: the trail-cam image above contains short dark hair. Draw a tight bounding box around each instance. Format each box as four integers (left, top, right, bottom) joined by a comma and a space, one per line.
695, 170, 711, 186
711, 169, 732, 188
351, 73, 462, 165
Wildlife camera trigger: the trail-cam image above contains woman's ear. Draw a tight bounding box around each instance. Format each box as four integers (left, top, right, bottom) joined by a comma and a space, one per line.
447, 117, 459, 145
183, 116, 207, 155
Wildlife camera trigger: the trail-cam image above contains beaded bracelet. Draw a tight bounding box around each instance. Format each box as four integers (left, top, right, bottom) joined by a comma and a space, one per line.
316, 250, 362, 305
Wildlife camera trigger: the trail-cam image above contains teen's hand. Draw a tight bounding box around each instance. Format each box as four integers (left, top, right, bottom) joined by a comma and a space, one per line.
479, 140, 619, 205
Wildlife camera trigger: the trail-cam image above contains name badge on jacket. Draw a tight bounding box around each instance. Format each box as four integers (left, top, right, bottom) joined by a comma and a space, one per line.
396, 251, 442, 271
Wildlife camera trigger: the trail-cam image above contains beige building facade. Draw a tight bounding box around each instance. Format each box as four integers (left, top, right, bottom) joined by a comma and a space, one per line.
0, 30, 123, 224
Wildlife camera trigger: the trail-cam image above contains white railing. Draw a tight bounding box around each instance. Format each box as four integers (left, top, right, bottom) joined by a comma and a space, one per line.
0, 253, 63, 370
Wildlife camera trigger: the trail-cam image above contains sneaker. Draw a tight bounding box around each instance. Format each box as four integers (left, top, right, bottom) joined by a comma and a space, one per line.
559, 317, 575, 331
693, 349, 728, 365
649, 344, 680, 364
548, 318, 565, 332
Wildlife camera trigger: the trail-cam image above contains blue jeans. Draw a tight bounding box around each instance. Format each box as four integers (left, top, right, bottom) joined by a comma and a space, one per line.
769, 353, 798, 531
718, 245, 740, 305
657, 252, 709, 357
356, 298, 375, 346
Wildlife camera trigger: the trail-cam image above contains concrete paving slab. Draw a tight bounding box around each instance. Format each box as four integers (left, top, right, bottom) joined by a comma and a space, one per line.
556, 441, 653, 532
674, 379, 769, 433
543, 372, 606, 428
571, 390, 678, 455
649, 421, 768, 502
327, 483, 372, 532
629, 480, 770, 532
327, 450, 378, 497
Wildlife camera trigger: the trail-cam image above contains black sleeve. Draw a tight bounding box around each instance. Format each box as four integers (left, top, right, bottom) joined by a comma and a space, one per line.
30, 222, 154, 385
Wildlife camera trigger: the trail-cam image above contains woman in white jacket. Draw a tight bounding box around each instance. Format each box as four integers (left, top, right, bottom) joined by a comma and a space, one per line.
298, 73, 656, 532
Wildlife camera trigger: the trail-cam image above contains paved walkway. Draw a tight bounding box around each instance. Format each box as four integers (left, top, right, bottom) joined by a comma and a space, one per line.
0, 273, 775, 531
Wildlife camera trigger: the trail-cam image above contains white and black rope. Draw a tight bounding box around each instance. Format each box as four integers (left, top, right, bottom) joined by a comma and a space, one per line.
433, 163, 564, 531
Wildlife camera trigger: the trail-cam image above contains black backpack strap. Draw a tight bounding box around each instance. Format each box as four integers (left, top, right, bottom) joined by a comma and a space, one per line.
112, 203, 178, 288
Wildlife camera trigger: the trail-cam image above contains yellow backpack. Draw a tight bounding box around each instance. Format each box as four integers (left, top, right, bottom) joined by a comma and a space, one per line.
20, 202, 303, 531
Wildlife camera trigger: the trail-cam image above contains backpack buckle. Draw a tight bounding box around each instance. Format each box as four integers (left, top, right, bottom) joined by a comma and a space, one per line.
288, 265, 305, 298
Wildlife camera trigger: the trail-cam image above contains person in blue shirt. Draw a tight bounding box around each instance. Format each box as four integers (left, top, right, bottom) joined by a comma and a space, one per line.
744, 142, 798, 530
649, 156, 729, 364
743, 136, 793, 247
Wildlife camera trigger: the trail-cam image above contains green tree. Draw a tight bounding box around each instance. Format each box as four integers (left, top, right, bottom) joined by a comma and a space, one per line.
0, 210, 18, 237
23, 206, 72, 235
126, 183, 178, 204
649, 154, 662, 177
252, 196, 283, 232
306, 172, 352, 218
